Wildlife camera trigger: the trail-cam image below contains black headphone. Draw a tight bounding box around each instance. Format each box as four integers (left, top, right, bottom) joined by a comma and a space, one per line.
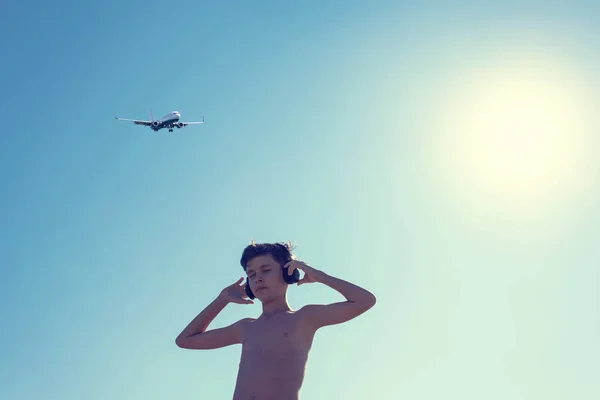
245, 264, 300, 299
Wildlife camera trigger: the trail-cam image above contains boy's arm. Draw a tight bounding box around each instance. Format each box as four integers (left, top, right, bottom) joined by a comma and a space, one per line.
175, 278, 253, 350
288, 262, 376, 329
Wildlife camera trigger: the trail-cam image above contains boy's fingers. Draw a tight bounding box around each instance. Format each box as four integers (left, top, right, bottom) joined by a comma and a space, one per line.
287, 262, 297, 275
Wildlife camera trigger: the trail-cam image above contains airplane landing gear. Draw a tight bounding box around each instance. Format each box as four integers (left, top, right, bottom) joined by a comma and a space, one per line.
169, 129, 173, 132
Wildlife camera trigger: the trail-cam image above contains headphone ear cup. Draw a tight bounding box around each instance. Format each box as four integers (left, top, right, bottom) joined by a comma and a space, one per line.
282, 266, 300, 284
245, 278, 255, 299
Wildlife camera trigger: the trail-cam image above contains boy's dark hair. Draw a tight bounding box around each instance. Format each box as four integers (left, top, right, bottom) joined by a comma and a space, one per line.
240, 241, 296, 271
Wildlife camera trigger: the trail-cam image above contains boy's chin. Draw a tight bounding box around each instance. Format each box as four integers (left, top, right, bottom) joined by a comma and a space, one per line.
255, 290, 282, 302
255, 293, 271, 301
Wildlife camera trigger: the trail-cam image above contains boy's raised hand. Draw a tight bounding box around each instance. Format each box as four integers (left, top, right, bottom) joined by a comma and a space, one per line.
285, 260, 324, 286
219, 277, 254, 304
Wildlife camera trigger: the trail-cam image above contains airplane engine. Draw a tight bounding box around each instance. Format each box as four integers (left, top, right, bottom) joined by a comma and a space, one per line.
152, 121, 159, 127
177, 122, 184, 128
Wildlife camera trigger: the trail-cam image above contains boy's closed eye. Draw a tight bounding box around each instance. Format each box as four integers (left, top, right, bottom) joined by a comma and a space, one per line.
247, 267, 271, 279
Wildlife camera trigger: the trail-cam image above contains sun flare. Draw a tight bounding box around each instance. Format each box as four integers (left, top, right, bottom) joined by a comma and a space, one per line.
429, 55, 594, 220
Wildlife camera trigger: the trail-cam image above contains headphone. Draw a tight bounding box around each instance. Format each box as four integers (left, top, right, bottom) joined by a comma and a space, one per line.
245, 264, 300, 299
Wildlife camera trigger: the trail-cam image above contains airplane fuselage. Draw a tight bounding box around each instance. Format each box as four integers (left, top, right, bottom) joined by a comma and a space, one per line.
152, 111, 183, 131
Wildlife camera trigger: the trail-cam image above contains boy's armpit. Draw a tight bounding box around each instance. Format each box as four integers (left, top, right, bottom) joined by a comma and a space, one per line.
176, 318, 253, 350
299, 301, 374, 329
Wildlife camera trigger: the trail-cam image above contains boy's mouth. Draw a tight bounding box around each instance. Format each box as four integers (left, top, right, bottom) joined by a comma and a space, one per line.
256, 286, 267, 292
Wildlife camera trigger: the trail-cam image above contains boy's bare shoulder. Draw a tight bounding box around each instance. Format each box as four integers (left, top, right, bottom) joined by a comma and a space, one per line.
294, 301, 373, 329
236, 317, 256, 327
294, 305, 321, 324
295, 304, 327, 317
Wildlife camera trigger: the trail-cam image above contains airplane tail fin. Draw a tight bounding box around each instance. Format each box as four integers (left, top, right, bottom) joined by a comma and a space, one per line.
149, 108, 154, 122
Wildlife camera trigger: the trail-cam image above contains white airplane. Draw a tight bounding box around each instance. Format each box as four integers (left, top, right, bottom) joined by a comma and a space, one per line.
115, 109, 204, 132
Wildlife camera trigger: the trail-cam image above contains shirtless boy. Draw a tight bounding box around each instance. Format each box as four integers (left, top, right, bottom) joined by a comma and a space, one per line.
175, 242, 376, 399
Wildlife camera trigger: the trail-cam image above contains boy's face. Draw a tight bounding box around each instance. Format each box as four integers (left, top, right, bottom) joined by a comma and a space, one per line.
245, 254, 287, 301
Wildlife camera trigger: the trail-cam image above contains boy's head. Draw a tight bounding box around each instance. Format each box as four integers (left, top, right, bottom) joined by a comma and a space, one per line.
240, 241, 299, 301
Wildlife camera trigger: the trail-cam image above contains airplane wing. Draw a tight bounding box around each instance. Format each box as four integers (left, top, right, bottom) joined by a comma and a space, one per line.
178, 117, 205, 127
114, 117, 153, 126
179, 121, 204, 126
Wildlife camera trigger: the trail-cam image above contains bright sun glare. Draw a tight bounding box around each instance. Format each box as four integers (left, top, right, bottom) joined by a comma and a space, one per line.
429, 54, 594, 221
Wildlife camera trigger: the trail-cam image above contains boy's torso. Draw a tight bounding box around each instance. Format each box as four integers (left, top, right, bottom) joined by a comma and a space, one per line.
232, 310, 315, 400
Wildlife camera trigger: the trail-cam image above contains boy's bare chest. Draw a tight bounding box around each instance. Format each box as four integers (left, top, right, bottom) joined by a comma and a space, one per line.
241, 314, 313, 361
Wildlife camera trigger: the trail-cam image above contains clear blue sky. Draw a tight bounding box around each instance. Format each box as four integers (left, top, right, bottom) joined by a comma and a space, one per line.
1, 1, 599, 399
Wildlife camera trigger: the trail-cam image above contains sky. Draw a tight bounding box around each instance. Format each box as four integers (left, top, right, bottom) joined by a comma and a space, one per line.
1, 1, 599, 399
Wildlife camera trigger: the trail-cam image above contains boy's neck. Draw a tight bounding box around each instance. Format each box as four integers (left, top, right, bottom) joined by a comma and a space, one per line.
260, 296, 292, 318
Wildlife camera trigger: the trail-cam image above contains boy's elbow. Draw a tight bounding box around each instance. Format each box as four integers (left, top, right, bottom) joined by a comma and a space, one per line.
175, 335, 190, 349
366, 292, 376, 309
356, 292, 376, 312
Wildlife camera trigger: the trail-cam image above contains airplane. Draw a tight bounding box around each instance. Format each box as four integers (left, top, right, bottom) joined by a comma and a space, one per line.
115, 109, 204, 132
